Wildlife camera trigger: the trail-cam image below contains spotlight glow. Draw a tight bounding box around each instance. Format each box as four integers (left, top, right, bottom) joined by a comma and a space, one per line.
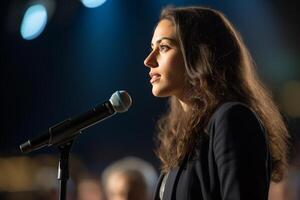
81, 0, 107, 8
20, 4, 48, 40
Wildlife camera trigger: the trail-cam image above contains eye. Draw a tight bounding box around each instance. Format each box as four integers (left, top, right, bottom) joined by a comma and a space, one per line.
159, 44, 170, 52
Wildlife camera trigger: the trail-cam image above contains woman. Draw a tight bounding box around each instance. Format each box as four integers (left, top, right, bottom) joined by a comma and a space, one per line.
144, 6, 289, 200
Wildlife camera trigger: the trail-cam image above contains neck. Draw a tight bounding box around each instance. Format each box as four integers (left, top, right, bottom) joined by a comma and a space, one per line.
175, 86, 193, 112
178, 99, 189, 112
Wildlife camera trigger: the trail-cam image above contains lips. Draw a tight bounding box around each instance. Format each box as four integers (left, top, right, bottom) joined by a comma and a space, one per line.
149, 73, 161, 84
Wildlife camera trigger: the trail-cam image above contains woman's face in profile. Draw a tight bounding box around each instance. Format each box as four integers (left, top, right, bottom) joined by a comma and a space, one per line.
144, 19, 186, 99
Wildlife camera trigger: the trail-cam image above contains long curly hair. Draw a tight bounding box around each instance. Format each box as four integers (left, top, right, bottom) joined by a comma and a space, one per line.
155, 6, 289, 182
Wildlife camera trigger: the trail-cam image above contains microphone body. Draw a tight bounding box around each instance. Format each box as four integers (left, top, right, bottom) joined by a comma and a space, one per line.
20, 91, 132, 153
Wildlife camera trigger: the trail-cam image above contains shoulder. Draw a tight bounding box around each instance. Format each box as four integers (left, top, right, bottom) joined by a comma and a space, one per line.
204, 102, 267, 157
206, 102, 265, 143
190, 102, 268, 165
208, 101, 261, 128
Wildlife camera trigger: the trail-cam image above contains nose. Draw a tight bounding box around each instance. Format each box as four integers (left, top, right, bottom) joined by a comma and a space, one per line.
144, 50, 158, 68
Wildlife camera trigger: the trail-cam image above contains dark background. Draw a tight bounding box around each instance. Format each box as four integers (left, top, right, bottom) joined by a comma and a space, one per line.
1, 0, 300, 173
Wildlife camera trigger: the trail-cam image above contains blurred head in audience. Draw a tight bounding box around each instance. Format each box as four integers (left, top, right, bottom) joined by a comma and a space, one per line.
102, 157, 157, 200
0, 154, 87, 200
104, 169, 146, 200
77, 175, 105, 200
0, 155, 59, 200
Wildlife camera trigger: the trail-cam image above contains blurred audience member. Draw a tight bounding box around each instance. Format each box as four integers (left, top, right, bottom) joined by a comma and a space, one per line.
0, 155, 58, 200
76, 175, 105, 200
269, 140, 300, 200
268, 167, 300, 200
102, 157, 157, 200
0, 154, 86, 200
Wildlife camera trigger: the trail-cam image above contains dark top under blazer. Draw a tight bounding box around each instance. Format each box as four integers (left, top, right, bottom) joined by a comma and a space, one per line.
154, 102, 271, 200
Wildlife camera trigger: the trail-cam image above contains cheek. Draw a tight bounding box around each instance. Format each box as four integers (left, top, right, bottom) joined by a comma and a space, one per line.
167, 57, 186, 83
161, 51, 185, 72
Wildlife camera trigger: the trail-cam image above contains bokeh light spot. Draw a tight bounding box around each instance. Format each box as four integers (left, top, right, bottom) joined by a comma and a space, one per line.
81, 0, 107, 8
20, 4, 48, 40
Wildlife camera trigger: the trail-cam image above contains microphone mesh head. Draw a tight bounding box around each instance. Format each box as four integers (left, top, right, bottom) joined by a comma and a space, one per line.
109, 91, 132, 113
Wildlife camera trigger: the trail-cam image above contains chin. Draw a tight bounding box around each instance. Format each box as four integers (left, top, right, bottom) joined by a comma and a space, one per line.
152, 86, 171, 97
152, 92, 167, 97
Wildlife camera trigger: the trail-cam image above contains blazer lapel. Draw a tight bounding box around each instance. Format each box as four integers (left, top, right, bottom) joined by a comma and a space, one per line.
153, 156, 188, 200
163, 155, 188, 200
153, 173, 164, 200
162, 166, 180, 200
153, 168, 181, 200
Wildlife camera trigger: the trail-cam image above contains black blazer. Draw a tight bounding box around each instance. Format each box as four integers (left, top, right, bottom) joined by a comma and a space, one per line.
154, 102, 271, 200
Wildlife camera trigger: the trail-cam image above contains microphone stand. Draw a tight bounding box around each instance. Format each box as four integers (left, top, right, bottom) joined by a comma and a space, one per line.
57, 140, 74, 200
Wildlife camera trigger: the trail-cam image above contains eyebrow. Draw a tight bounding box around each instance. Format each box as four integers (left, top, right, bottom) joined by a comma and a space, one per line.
151, 37, 177, 47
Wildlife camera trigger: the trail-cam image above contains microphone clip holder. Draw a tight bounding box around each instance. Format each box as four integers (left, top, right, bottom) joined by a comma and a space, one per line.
57, 138, 74, 200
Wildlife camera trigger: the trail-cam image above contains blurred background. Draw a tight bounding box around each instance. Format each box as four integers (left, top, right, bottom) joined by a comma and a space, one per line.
1, 0, 300, 199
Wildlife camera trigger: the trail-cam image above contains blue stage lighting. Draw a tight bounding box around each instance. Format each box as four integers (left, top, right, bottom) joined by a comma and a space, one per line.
20, 4, 48, 40
81, 0, 107, 8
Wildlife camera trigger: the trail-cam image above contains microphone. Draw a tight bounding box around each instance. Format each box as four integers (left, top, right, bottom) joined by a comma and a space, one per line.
20, 90, 132, 153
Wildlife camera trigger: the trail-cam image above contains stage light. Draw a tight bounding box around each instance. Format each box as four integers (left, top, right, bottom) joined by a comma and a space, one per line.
20, 4, 48, 40
81, 0, 107, 8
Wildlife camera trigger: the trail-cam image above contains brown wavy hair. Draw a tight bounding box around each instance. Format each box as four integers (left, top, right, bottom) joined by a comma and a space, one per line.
154, 6, 289, 182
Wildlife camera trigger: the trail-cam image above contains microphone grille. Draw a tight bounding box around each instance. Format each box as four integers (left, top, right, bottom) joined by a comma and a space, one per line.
109, 91, 132, 113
